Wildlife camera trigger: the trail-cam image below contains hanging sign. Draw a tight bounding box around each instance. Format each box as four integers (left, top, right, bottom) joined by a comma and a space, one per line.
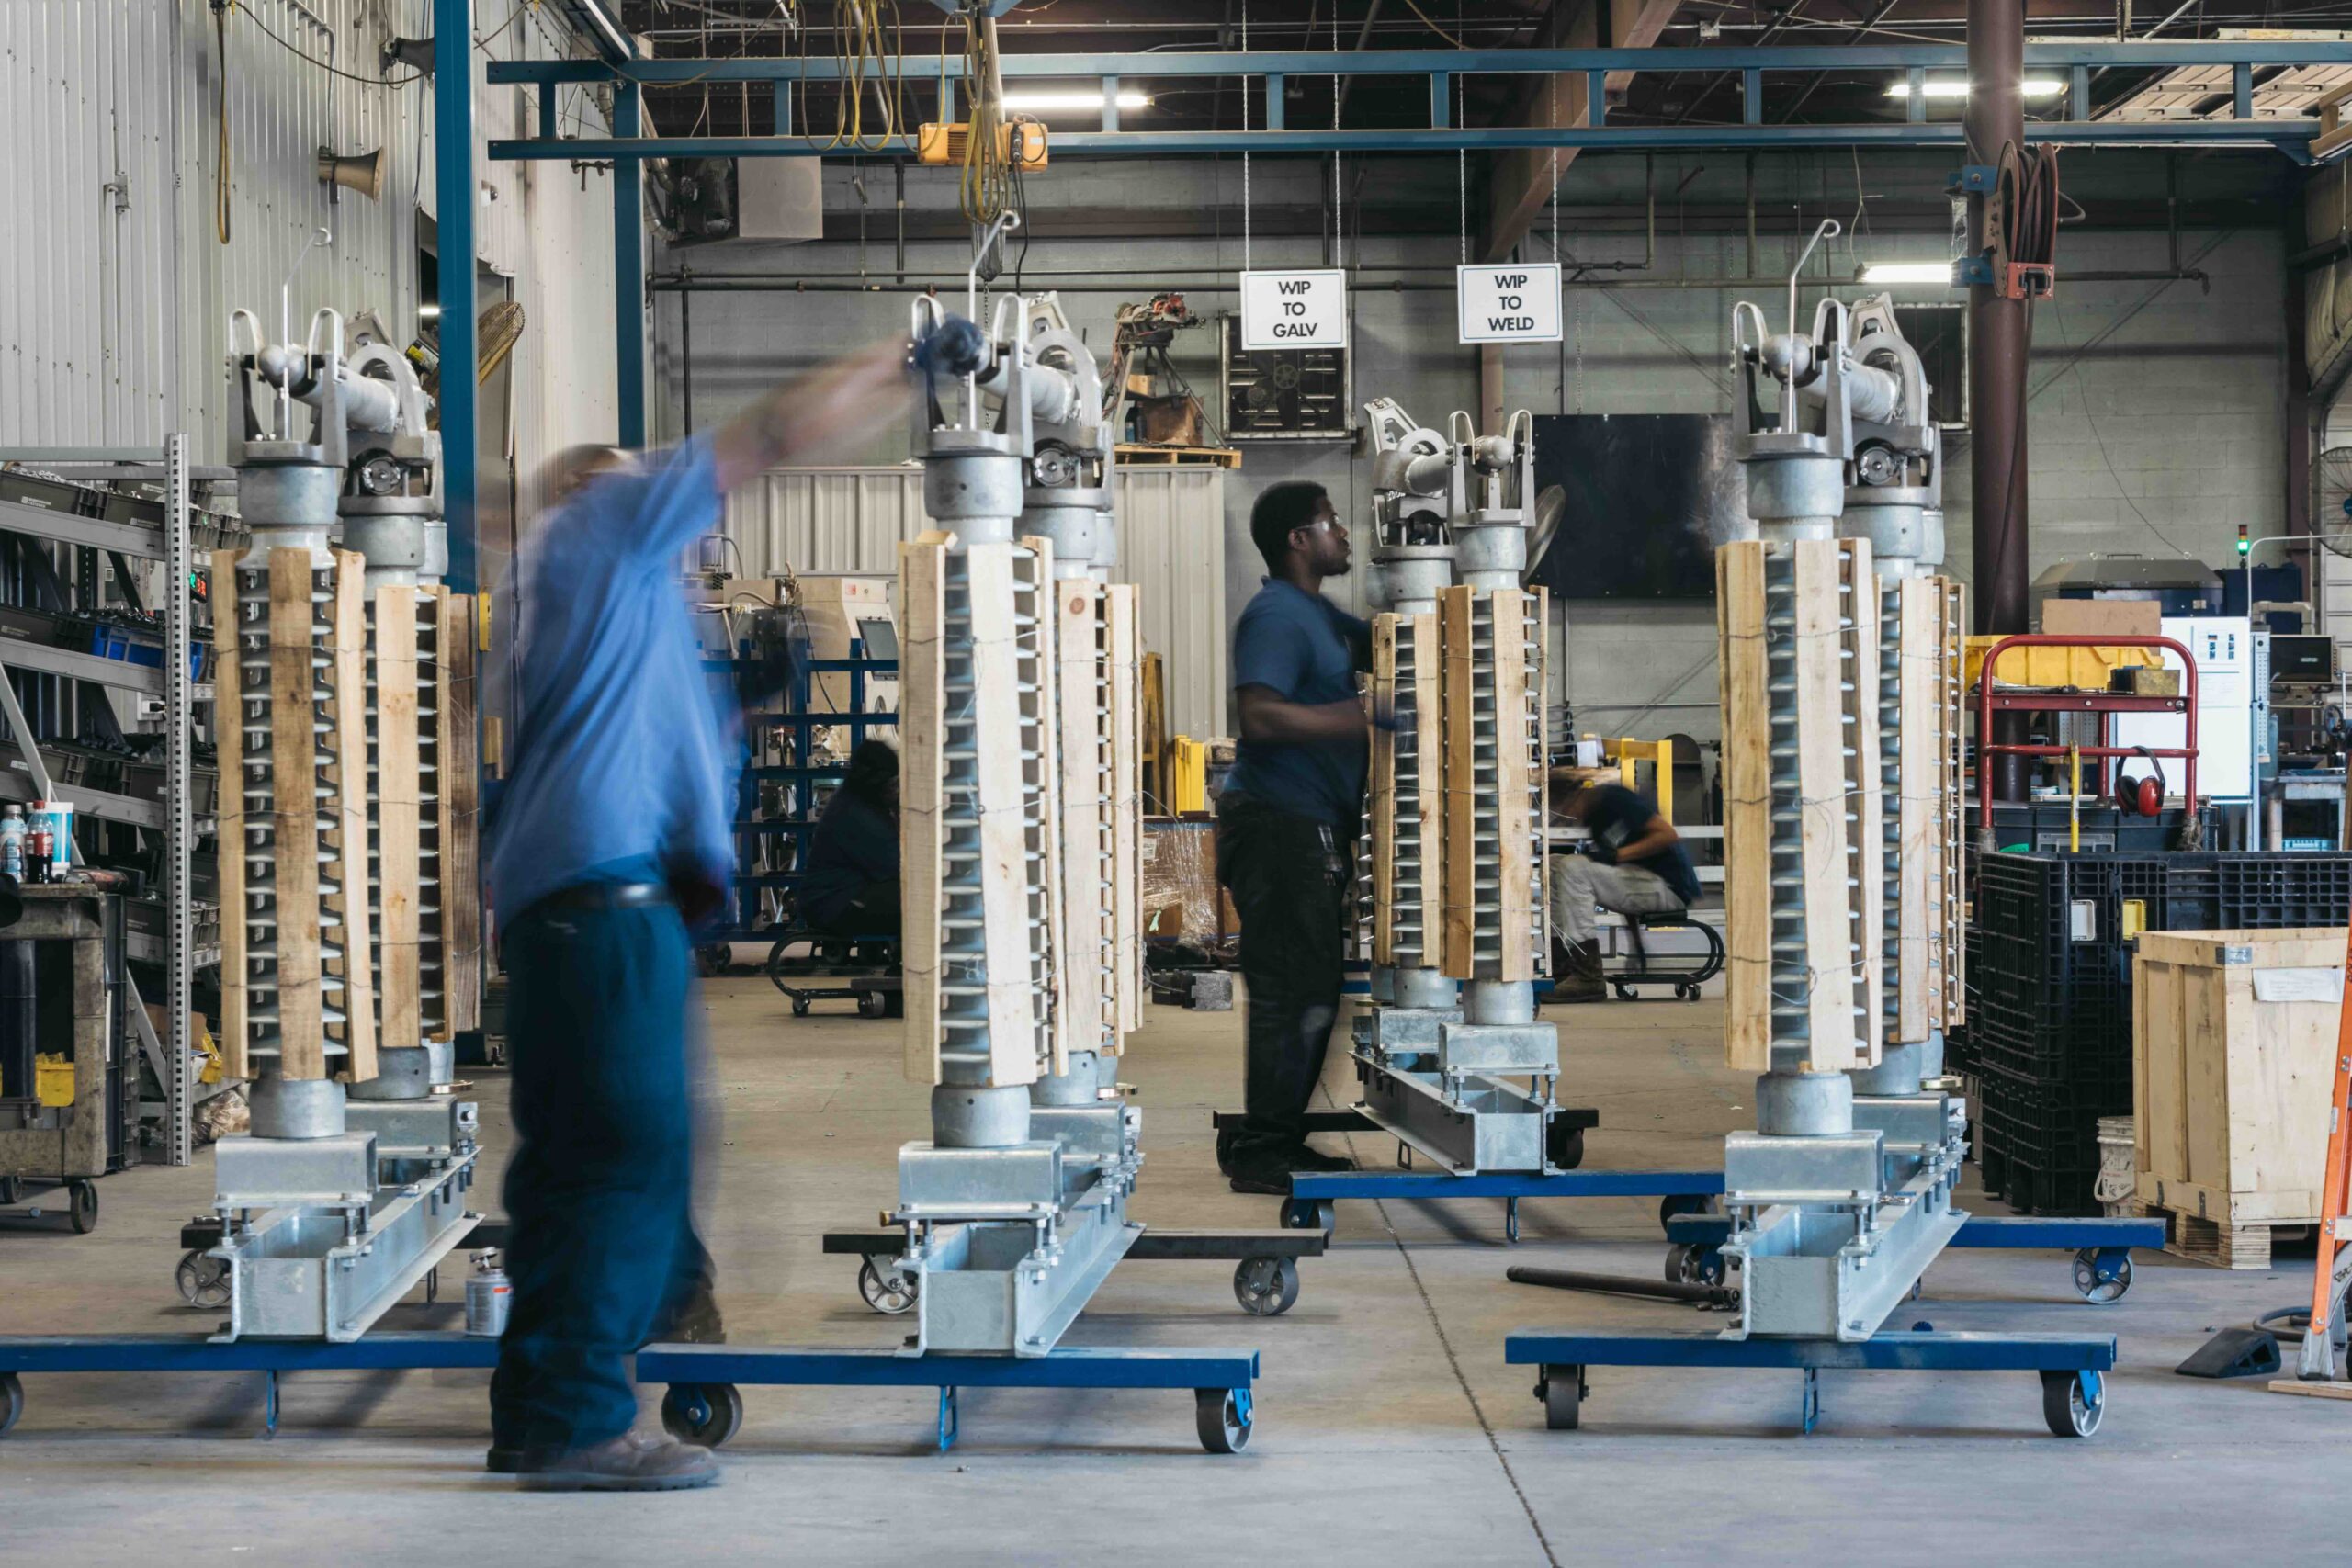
1456, 263, 1562, 344
1239, 270, 1349, 351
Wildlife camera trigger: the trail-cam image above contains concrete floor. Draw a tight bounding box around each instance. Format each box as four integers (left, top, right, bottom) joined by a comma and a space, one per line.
1, 980, 2342, 1566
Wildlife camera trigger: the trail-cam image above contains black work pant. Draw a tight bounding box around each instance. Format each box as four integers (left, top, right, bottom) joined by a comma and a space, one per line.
816, 878, 901, 941
1216, 794, 1353, 1168
491, 896, 714, 1450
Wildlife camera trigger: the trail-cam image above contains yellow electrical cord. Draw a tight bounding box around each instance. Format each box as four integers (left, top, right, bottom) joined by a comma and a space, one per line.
215, 3, 232, 243
959, 13, 1017, 223
810, 0, 911, 153
1398, 0, 1469, 50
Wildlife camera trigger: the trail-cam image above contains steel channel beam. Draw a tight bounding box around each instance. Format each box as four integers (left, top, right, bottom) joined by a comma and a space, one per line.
491, 121, 2321, 161
823, 1226, 1328, 1260
1357, 1062, 1551, 1173
1502, 1327, 2118, 1372
1290, 1168, 1723, 1201
637, 1342, 1258, 1391
1667, 1212, 2166, 1250
486, 43, 2352, 85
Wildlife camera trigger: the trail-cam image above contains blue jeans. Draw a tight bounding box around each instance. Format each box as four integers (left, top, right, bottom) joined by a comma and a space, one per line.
490, 897, 709, 1450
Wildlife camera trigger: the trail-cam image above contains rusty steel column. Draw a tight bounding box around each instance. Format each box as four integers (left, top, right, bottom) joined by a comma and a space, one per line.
1968, 0, 2031, 801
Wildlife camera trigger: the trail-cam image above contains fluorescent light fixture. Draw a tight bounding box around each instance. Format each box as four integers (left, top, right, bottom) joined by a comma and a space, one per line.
418, 304, 442, 319
572, 0, 632, 60
1885, 76, 2065, 99
1000, 89, 1152, 113
1857, 262, 1954, 286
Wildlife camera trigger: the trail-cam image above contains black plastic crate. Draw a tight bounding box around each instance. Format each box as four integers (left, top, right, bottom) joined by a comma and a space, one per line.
2215, 856, 2352, 930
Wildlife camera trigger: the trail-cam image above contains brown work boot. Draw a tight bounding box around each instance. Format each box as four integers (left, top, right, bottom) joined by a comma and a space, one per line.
1551, 940, 1607, 1004
514, 1432, 720, 1492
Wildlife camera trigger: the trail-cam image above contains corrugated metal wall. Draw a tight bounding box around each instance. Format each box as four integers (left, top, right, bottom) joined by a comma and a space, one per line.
723, 466, 1231, 738
0, 0, 618, 509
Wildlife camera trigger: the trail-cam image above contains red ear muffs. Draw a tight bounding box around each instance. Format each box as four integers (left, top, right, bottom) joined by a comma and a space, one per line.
2113, 746, 2163, 817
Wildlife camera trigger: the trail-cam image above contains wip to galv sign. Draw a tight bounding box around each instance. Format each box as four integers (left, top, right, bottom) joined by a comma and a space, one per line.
1240, 271, 1349, 350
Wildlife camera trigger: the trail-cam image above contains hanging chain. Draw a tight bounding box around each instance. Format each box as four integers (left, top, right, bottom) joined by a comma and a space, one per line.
1241, 0, 1252, 272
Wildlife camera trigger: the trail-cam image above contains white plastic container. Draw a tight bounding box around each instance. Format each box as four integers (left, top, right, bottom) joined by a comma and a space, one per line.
2094, 1114, 2137, 1218
0, 806, 23, 880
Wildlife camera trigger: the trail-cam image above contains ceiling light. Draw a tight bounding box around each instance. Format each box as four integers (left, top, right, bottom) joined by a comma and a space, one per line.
572, 0, 631, 61
1857, 262, 1955, 286
1885, 76, 2065, 100
1000, 90, 1152, 113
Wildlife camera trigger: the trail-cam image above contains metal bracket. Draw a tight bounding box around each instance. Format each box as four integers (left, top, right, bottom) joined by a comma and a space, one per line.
1798, 1366, 1821, 1434
1948, 164, 1997, 194
937, 1385, 959, 1451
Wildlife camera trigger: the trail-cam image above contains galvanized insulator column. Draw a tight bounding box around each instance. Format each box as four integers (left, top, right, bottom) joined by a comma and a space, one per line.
232, 464, 351, 1142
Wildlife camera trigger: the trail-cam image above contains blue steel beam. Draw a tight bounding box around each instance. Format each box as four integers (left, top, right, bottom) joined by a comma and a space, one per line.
486, 41, 2352, 85
435, 0, 477, 593
1289, 1168, 1724, 1201
1667, 1212, 2167, 1250
636, 1343, 1259, 1390
491, 120, 2323, 161
613, 82, 647, 447
1502, 1328, 2119, 1373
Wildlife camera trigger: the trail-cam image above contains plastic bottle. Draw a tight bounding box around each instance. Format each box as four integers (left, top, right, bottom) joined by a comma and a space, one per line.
0, 806, 22, 881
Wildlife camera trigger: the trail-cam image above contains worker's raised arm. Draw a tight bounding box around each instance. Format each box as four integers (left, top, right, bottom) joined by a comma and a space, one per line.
710, 334, 914, 494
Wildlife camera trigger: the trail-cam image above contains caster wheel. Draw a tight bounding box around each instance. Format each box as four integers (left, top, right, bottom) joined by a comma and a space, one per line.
1215, 1124, 1238, 1174
857, 991, 886, 1019
1546, 1122, 1587, 1172
1677, 984, 1699, 1001
1537, 1366, 1584, 1431
0, 1176, 18, 1205
2073, 1248, 2132, 1304
67, 1180, 97, 1235
1279, 1199, 1334, 1233
791, 998, 811, 1019
175, 1249, 232, 1310
2041, 1369, 2103, 1438
0, 1372, 19, 1436
1665, 1245, 1723, 1288
858, 1257, 919, 1315
695, 944, 729, 978
1612, 986, 1634, 1002
1232, 1256, 1301, 1317
883, 991, 904, 1018
660, 1382, 745, 1448
1194, 1388, 1252, 1454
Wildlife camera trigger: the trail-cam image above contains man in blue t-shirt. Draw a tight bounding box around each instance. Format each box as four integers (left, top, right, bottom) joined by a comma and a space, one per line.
1548, 777, 1702, 1003
1214, 480, 1371, 1193
485, 335, 910, 1491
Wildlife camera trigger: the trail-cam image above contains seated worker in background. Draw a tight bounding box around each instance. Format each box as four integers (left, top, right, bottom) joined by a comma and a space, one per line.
1547, 774, 1702, 1004
799, 739, 901, 940
1215, 479, 1370, 1195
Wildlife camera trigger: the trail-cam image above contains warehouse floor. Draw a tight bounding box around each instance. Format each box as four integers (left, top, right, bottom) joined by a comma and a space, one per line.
1, 979, 2341, 1566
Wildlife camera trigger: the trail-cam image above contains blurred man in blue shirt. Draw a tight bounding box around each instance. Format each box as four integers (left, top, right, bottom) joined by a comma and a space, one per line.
1215, 481, 1371, 1194
485, 337, 909, 1491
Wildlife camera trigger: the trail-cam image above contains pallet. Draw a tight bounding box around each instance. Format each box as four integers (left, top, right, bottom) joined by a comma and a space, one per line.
2142, 1200, 2316, 1271
1113, 444, 1242, 469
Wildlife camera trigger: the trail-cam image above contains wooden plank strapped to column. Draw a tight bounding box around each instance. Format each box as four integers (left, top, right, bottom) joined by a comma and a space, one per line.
1792, 539, 1862, 1071
1532, 586, 1551, 968
1409, 610, 1446, 965
328, 551, 377, 1082
435, 587, 484, 1036
375, 584, 424, 1056
1017, 538, 1069, 1080
1894, 576, 1939, 1043
1716, 542, 1773, 1072
1439, 585, 1477, 977
966, 540, 1044, 1087
1054, 579, 1110, 1049
1369, 614, 1399, 967
899, 531, 948, 1082
213, 549, 250, 1080
1940, 576, 1968, 1029
1492, 588, 1538, 985
1840, 539, 1883, 1066
266, 549, 325, 1079
1106, 583, 1144, 1040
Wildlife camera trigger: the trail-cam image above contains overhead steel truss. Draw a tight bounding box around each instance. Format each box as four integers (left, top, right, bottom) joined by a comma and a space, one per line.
486, 42, 2352, 161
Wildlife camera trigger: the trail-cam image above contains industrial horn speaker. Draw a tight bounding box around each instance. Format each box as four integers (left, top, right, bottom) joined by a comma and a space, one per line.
319, 149, 387, 201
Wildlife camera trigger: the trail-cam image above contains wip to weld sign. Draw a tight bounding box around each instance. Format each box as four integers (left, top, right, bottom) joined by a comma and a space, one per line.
1239, 270, 1349, 351
1457, 263, 1562, 344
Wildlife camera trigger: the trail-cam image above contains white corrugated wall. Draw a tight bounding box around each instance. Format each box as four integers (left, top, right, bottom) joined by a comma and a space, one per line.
722, 466, 1231, 739
0, 0, 618, 513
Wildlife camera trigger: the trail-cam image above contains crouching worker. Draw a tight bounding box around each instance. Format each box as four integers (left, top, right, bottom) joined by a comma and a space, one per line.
1547, 776, 1701, 1004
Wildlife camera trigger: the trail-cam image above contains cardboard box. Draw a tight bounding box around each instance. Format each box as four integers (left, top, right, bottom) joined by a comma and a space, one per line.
2040, 598, 2160, 638
1140, 817, 1238, 947
2110, 665, 2182, 696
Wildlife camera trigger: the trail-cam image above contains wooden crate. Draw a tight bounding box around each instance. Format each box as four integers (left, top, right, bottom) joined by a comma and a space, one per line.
2132, 927, 2346, 1268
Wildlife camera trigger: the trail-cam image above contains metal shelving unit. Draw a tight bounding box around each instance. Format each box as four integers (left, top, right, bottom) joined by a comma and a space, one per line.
0, 439, 216, 1166
706, 649, 897, 947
